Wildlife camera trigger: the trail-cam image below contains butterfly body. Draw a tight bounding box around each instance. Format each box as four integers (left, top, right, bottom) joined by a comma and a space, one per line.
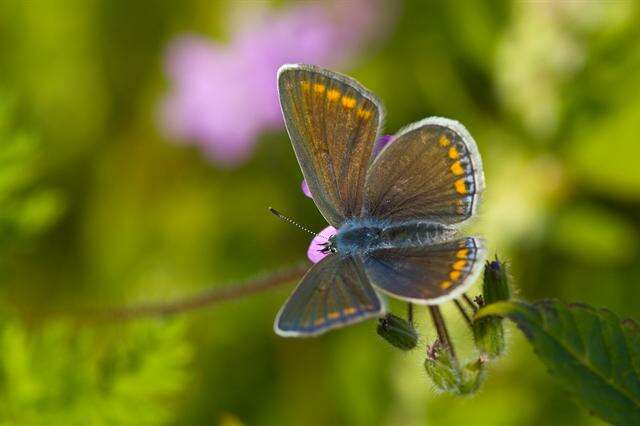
335, 219, 456, 256
275, 64, 487, 337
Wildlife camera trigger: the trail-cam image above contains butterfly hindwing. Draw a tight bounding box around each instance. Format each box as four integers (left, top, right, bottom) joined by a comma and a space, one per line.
278, 64, 383, 227
363, 237, 486, 304
275, 254, 385, 337
363, 117, 484, 226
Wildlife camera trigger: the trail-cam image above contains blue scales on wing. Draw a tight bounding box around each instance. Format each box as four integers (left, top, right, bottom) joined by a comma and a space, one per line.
363, 237, 485, 304
278, 64, 384, 227
363, 117, 484, 226
275, 254, 384, 336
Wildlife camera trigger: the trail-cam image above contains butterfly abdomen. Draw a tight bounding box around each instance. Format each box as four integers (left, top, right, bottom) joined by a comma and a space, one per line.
335, 219, 456, 255
379, 221, 456, 249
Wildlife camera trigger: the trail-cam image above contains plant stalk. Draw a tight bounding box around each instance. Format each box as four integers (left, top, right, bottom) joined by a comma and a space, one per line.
454, 299, 473, 327
428, 305, 456, 359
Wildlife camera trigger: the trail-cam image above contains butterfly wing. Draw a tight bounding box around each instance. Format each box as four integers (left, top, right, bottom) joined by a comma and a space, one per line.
363, 237, 486, 304
363, 117, 484, 226
278, 64, 384, 227
275, 254, 385, 337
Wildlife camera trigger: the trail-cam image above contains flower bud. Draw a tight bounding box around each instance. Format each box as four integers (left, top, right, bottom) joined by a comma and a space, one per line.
424, 340, 486, 395
483, 258, 511, 302
473, 258, 511, 359
377, 313, 418, 351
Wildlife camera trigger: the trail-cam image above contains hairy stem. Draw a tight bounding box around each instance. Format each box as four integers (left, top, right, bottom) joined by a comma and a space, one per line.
463, 293, 478, 313
454, 299, 473, 327
77, 262, 308, 322
407, 303, 414, 324
428, 305, 456, 359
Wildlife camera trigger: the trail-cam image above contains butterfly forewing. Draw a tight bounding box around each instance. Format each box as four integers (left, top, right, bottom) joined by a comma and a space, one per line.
363, 237, 486, 304
278, 64, 383, 227
275, 254, 385, 337
363, 117, 484, 225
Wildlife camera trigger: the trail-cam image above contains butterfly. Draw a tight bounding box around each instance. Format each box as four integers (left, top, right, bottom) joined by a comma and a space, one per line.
274, 64, 486, 337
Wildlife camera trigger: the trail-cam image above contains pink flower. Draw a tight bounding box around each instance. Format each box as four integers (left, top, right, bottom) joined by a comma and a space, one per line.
307, 225, 338, 263
301, 180, 312, 198
160, 0, 388, 167
373, 134, 394, 157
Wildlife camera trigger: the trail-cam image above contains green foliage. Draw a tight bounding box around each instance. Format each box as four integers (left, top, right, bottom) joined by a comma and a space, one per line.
476, 300, 640, 425
551, 204, 638, 265
0, 93, 63, 248
0, 315, 192, 425
570, 54, 640, 199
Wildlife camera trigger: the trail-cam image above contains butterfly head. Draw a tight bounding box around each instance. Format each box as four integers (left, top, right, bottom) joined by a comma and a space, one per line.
319, 235, 338, 255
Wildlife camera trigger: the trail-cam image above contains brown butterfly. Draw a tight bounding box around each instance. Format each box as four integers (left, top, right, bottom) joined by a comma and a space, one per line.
275, 64, 485, 337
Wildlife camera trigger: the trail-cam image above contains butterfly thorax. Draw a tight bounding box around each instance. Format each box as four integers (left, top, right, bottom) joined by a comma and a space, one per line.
334, 219, 457, 256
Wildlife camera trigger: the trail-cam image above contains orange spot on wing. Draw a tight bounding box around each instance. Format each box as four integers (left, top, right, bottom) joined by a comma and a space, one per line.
454, 178, 467, 194
450, 270, 461, 281
451, 161, 464, 176
328, 312, 340, 319
341, 96, 356, 108
439, 135, 450, 147
344, 307, 357, 315
357, 109, 371, 119
456, 249, 469, 258
313, 83, 325, 93
440, 280, 453, 289
314, 318, 325, 325
327, 89, 340, 101
453, 260, 467, 270
448, 147, 459, 159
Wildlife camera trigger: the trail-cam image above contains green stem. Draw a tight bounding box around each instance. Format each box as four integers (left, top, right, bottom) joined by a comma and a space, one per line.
463, 293, 478, 313
454, 299, 473, 327
407, 303, 414, 324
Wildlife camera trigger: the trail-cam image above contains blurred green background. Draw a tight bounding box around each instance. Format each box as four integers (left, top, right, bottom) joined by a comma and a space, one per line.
0, 0, 639, 424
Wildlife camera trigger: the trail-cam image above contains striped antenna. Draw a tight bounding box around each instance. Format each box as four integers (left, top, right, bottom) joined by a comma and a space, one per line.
268, 207, 326, 240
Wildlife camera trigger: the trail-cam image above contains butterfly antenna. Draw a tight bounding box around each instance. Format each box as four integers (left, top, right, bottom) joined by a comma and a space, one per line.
268, 207, 326, 239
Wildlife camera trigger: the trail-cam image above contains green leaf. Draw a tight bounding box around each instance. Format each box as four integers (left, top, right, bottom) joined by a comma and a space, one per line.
476, 300, 640, 425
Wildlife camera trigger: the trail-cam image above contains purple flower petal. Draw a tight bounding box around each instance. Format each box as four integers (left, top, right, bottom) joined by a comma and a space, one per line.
159, 0, 387, 168
301, 179, 312, 198
373, 134, 394, 157
307, 225, 337, 263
